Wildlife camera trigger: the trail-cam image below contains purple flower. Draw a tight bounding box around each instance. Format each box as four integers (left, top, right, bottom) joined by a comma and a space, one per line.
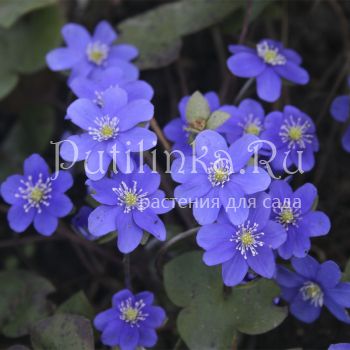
87, 165, 173, 253
260, 105, 319, 172
71, 205, 96, 240
0, 154, 73, 236
276, 255, 350, 324
94, 289, 166, 350
69, 67, 153, 106
164, 91, 230, 156
329, 344, 350, 350
227, 39, 309, 102
46, 21, 138, 82
60, 86, 157, 180
330, 87, 350, 152
197, 193, 286, 286
171, 130, 270, 225
269, 180, 330, 259
218, 98, 265, 143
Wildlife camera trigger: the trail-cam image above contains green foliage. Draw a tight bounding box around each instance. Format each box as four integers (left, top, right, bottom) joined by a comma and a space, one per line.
0, 5, 63, 99
164, 251, 287, 350
0, 270, 55, 337
0, 0, 57, 28
118, 0, 244, 69
30, 314, 95, 350
0, 104, 55, 180
56, 291, 95, 320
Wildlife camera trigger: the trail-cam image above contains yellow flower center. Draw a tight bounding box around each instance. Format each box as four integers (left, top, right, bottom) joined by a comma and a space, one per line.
280, 209, 294, 224
30, 187, 44, 203
245, 123, 261, 136
90, 51, 105, 64
288, 126, 302, 141
123, 307, 139, 322
101, 125, 114, 138
241, 231, 254, 246
214, 168, 229, 183
306, 284, 321, 299
264, 50, 278, 64
124, 192, 138, 207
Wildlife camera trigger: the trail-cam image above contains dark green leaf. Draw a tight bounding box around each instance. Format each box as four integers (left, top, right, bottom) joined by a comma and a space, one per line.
164, 251, 287, 350
0, 0, 56, 28
31, 314, 95, 350
118, 0, 244, 69
56, 291, 95, 320
0, 270, 55, 337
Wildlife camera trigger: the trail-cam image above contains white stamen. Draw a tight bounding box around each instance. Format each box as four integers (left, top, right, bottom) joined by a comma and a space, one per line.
113, 181, 148, 213
273, 205, 301, 230
86, 41, 109, 65
300, 281, 324, 307
257, 41, 286, 66
238, 113, 263, 136
207, 158, 233, 187
88, 115, 119, 142
15, 173, 52, 213
279, 115, 314, 149
119, 297, 148, 327
231, 221, 264, 259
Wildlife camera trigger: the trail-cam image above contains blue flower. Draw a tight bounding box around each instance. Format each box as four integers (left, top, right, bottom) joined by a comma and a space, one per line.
260, 105, 319, 172
164, 91, 230, 156
330, 83, 350, 152
276, 255, 350, 324
227, 39, 309, 102
218, 98, 265, 143
197, 193, 286, 286
269, 180, 330, 259
329, 344, 350, 350
60, 86, 157, 180
71, 205, 96, 240
0, 154, 73, 236
69, 67, 154, 106
171, 130, 270, 225
87, 165, 173, 253
94, 289, 166, 350
46, 21, 138, 82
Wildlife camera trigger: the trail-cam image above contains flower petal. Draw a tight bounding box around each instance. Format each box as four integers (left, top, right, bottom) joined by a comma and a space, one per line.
330, 95, 350, 122
133, 209, 166, 241
60, 134, 96, 162
227, 52, 265, 78
46, 48, 81, 71
117, 214, 143, 253
291, 255, 319, 278
274, 61, 309, 84
290, 295, 321, 323
67, 98, 102, 130
247, 245, 276, 278
222, 253, 248, 287
33, 212, 58, 236
88, 205, 119, 237
317, 261, 341, 288
62, 23, 90, 50
93, 20, 117, 44
109, 44, 138, 60
256, 67, 281, 102
202, 242, 235, 266
8, 205, 35, 233
196, 223, 233, 250
1, 174, 23, 205
119, 324, 139, 350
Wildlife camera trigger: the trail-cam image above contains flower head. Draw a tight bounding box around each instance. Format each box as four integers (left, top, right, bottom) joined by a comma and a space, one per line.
197, 193, 286, 286
163, 91, 231, 156
276, 255, 350, 324
69, 67, 154, 107
218, 98, 265, 144
71, 205, 96, 240
227, 39, 309, 102
269, 180, 330, 259
46, 21, 139, 82
260, 105, 319, 172
171, 130, 270, 225
94, 289, 166, 349
0, 154, 73, 236
330, 81, 350, 152
60, 86, 157, 180
87, 165, 173, 253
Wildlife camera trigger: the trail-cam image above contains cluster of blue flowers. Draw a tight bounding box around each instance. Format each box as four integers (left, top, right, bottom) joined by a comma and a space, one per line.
1, 19, 350, 349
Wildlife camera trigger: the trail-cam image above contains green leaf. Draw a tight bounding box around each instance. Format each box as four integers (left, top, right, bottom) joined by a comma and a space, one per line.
0, 0, 56, 28
206, 110, 231, 130
186, 91, 211, 124
30, 314, 95, 350
164, 251, 287, 350
118, 0, 244, 69
56, 291, 95, 320
0, 270, 55, 337
0, 70, 18, 99
0, 5, 63, 99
